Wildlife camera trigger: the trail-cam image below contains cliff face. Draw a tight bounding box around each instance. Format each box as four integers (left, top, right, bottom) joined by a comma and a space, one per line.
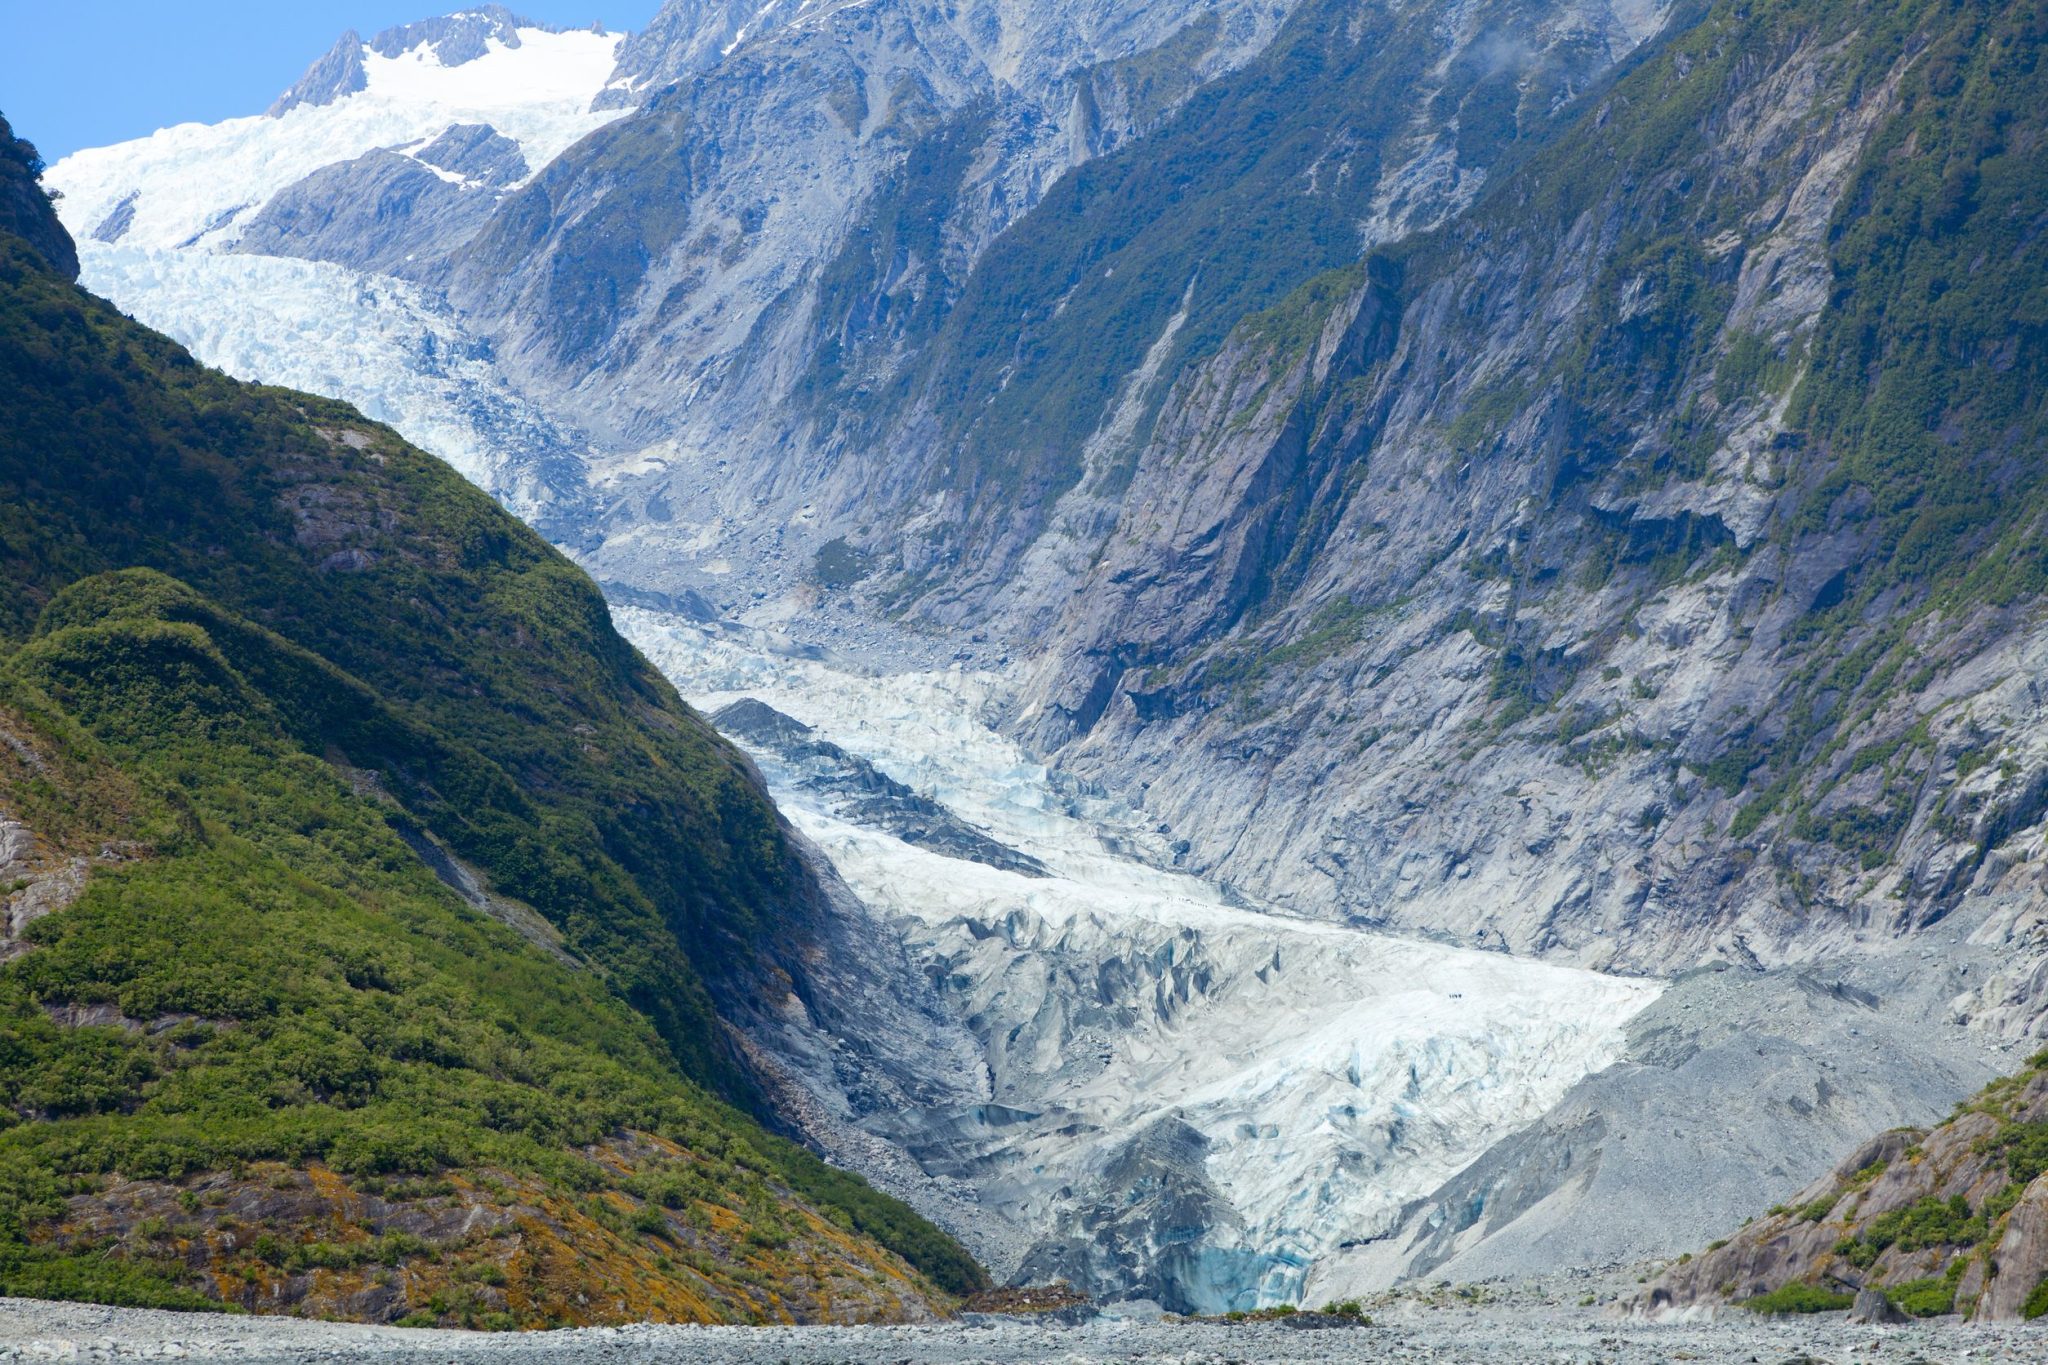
1647, 1054, 2048, 1321
441, 0, 1305, 454
478, 0, 1671, 629
978, 0, 2048, 993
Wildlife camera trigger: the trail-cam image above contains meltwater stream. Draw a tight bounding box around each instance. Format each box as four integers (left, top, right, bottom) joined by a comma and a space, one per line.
617, 610, 1661, 1312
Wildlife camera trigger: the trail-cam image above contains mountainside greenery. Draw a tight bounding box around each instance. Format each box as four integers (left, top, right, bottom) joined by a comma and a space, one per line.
1384, 0, 2048, 862
0, 113, 981, 1323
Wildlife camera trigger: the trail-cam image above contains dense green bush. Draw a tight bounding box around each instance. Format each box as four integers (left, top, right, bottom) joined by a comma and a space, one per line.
1886, 1276, 1956, 1318
1742, 1283, 1853, 1314
1835, 1194, 1987, 1269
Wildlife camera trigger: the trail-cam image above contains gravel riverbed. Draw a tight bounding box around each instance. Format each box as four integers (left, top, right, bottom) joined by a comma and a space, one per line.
5, 1296, 2047, 1363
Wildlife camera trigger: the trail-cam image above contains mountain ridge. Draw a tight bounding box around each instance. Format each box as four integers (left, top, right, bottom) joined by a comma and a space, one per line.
0, 109, 982, 1323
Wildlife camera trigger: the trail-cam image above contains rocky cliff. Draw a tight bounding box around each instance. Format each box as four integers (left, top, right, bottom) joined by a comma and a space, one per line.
1646, 1052, 2048, 1321
984, 0, 2048, 985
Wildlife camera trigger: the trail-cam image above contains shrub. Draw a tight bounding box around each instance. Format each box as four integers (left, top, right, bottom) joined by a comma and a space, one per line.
1885, 1277, 1955, 1318
1742, 1283, 1853, 1315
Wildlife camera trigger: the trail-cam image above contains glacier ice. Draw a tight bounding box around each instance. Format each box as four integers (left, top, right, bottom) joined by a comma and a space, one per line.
618, 610, 1662, 1309
71, 244, 580, 519
46, 25, 626, 253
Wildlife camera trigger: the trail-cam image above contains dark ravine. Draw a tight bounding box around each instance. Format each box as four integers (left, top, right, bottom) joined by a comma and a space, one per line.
0, 111, 981, 1324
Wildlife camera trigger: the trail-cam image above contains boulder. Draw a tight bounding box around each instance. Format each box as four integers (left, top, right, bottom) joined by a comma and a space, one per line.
1847, 1288, 1907, 1324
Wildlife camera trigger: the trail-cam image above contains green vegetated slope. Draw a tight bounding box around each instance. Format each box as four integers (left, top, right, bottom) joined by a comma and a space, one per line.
0, 113, 981, 1325
1647, 1054, 2048, 1320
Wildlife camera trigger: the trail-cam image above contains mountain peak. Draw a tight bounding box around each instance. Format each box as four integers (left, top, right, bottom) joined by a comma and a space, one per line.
268, 8, 568, 118
364, 6, 554, 63
266, 28, 367, 117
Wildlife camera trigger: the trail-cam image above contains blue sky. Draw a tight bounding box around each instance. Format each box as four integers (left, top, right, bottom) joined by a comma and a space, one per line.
0, 2, 660, 162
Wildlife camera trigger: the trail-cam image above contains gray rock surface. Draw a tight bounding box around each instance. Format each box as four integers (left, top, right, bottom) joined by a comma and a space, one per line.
364, 6, 549, 64
1848, 1288, 1908, 1324
232, 149, 504, 276
591, 0, 788, 109
417, 124, 529, 185
88, 191, 137, 244
267, 29, 368, 116
6, 1285, 2048, 1363
443, 0, 1306, 456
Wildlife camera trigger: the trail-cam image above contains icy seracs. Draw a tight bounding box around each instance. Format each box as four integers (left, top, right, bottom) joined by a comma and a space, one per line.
617, 610, 1661, 1310
40, 21, 626, 511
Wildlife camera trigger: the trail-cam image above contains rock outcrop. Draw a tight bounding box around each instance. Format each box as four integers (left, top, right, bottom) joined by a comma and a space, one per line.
1647, 1057, 2048, 1321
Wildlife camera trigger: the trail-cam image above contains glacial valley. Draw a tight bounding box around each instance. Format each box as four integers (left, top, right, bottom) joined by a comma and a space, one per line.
24, 0, 2048, 1323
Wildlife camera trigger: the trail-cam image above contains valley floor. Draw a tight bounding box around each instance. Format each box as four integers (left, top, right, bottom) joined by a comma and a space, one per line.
6, 1293, 2048, 1363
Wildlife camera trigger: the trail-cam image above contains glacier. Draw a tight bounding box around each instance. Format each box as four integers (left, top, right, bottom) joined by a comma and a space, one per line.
615, 610, 1661, 1309
34, 2, 1668, 1307
71, 244, 582, 519
47, 24, 626, 253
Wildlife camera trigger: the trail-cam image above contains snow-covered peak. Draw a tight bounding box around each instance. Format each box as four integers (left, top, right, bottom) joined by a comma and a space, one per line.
47, 18, 626, 254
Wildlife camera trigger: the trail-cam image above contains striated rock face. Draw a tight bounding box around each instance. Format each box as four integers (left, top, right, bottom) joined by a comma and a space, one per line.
957, 0, 2048, 1001
267, 30, 369, 117
474, 0, 1670, 623
1648, 1057, 2048, 1321
592, 0, 791, 109
442, 0, 1304, 458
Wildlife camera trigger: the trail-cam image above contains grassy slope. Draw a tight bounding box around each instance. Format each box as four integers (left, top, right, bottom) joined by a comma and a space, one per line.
0, 115, 982, 1320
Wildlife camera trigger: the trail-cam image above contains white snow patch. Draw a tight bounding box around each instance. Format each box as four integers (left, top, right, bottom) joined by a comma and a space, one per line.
46, 26, 625, 253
